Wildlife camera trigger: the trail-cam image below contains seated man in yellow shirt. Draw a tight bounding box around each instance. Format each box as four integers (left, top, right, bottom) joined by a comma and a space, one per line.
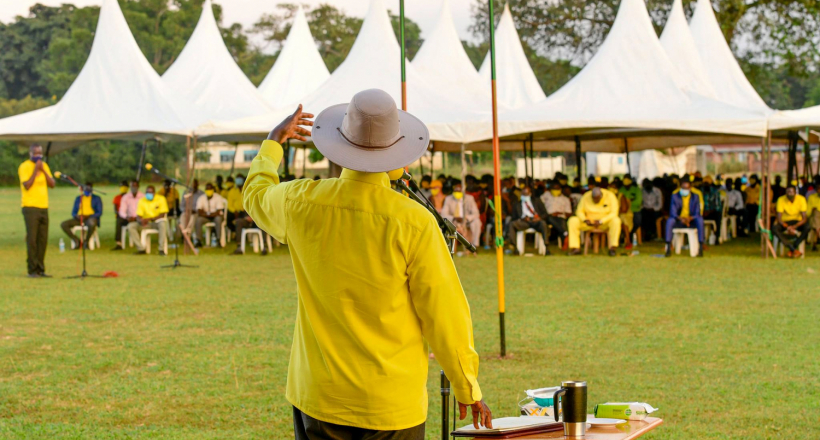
127, 185, 169, 256
773, 185, 809, 258
567, 187, 621, 256
808, 180, 820, 251
61, 183, 103, 249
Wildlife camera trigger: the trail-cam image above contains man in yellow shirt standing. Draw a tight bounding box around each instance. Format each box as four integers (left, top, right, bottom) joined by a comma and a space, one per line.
567, 187, 621, 256
127, 185, 169, 256
773, 185, 809, 258
244, 91, 492, 439
18, 144, 55, 278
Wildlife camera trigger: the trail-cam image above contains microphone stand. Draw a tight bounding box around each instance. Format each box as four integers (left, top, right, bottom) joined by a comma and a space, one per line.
392, 172, 474, 440
146, 167, 198, 270
58, 174, 104, 280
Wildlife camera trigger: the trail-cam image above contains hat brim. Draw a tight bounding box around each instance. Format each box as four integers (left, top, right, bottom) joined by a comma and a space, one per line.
311, 103, 430, 173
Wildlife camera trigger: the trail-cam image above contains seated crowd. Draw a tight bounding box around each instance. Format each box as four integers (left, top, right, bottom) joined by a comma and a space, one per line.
412, 171, 820, 258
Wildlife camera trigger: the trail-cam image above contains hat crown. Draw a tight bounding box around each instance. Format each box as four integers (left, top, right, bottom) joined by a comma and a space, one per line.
341, 89, 402, 149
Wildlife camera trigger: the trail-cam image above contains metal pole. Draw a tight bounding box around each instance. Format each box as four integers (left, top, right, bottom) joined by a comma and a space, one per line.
230, 142, 239, 176
522, 141, 529, 183
400, 0, 407, 111
488, 0, 506, 358
575, 136, 582, 179
136, 140, 148, 181
529, 133, 535, 182
185, 136, 192, 184
787, 131, 797, 184
44, 142, 52, 163
441, 371, 450, 440
624, 138, 631, 176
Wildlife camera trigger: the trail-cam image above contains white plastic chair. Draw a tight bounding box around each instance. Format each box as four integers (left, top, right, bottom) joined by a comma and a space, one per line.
140, 228, 168, 254
70, 225, 100, 250
672, 228, 699, 257
240, 228, 264, 254
773, 233, 806, 258
703, 220, 718, 245
516, 228, 546, 255
203, 221, 227, 247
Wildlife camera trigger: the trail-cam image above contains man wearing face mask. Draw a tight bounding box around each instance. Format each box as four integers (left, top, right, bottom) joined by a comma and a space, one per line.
441, 180, 482, 250
112, 180, 129, 250
194, 183, 227, 247
541, 180, 572, 247
665, 180, 704, 257
744, 174, 761, 234
128, 185, 169, 255
117, 180, 144, 249
18, 144, 55, 277
567, 187, 621, 256
506, 186, 551, 255
429, 179, 445, 211
619, 175, 642, 247
418, 175, 432, 199
773, 185, 809, 258
61, 182, 103, 250
231, 174, 272, 255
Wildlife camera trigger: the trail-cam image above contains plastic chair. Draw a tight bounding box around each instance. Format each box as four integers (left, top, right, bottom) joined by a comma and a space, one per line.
203, 222, 227, 247
703, 220, 718, 245
140, 228, 168, 254
70, 225, 100, 250
516, 228, 546, 255
672, 228, 699, 257
773, 232, 806, 258
240, 228, 264, 254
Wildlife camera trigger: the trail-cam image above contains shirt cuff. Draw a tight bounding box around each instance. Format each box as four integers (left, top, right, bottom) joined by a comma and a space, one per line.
260, 140, 284, 164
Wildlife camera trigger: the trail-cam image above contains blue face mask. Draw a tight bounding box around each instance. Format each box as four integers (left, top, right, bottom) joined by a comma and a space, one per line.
83, 190, 92, 197
146, 193, 155, 201
31, 155, 42, 162
680, 189, 691, 197
235, 177, 245, 186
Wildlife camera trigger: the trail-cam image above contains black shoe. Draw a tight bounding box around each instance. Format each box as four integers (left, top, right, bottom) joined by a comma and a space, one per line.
38, 273, 52, 278
232, 248, 243, 255
567, 248, 582, 256
698, 246, 704, 258
543, 247, 551, 256
665, 244, 672, 257
194, 240, 203, 248
27, 273, 41, 278
608, 248, 617, 257
158, 251, 166, 256
261, 249, 268, 256
111, 245, 123, 251
134, 250, 147, 255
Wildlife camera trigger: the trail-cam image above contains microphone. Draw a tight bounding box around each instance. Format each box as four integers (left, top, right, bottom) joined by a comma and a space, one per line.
145, 163, 153, 171
54, 171, 61, 178
387, 168, 408, 181
145, 163, 185, 187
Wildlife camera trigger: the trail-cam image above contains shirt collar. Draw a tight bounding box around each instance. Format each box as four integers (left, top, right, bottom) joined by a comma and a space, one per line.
340, 168, 390, 188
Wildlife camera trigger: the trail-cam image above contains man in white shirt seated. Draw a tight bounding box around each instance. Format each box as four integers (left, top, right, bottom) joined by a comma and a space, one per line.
540, 180, 572, 248
194, 182, 227, 247
507, 186, 551, 256
725, 178, 746, 237
641, 178, 663, 241
441, 179, 481, 251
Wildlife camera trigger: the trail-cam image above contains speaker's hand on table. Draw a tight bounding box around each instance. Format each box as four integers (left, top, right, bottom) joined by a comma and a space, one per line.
459, 399, 493, 430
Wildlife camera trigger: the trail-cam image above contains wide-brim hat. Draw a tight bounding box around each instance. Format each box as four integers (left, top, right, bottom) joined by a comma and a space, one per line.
312, 89, 430, 173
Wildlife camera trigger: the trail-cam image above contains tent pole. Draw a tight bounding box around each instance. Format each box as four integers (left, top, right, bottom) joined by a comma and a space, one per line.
136, 140, 148, 181
529, 133, 535, 181
399, 0, 407, 111
285, 139, 291, 177
187, 136, 198, 188
185, 136, 192, 184
787, 131, 797, 184
803, 128, 811, 183
522, 141, 529, 183
575, 136, 581, 180
488, 0, 507, 359
624, 138, 631, 176
461, 144, 467, 191
230, 142, 239, 176
44, 142, 52, 163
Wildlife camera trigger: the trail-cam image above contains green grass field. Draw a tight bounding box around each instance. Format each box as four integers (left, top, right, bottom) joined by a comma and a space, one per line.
1, 186, 819, 439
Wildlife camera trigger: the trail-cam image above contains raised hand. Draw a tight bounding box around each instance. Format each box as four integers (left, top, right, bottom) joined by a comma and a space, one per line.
267, 105, 314, 144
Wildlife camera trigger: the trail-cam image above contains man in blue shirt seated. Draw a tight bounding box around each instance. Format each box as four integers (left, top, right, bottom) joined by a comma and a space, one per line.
665, 180, 704, 257
61, 182, 103, 249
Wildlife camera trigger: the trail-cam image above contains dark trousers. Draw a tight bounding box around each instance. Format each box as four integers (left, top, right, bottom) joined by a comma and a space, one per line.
293, 407, 424, 440
704, 211, 722, 241
665, 217, 705, 243
61, 217, 98, 248
641, 209, 658, 240
23, 207, 48, 275
631, 211, 642, 236
772, 221, 810, 251
745, 204, 759, 233
507, 218, 549, 246
115, 216, 127, 243
545, 215, 567, 238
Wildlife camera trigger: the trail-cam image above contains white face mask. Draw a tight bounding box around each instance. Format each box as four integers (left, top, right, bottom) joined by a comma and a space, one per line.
680, 189, 691, 197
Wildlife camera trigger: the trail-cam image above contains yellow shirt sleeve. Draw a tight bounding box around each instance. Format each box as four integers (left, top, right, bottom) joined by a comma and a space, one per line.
575, 193, 588, 222
243, 140, 289, 242
407, 218, 483, 405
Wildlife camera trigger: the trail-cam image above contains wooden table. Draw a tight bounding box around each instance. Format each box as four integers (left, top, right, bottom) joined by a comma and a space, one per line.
468, 417, 663, 440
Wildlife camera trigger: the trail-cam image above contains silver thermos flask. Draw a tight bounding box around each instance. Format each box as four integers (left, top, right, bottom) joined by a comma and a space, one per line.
552, 381, 587, 437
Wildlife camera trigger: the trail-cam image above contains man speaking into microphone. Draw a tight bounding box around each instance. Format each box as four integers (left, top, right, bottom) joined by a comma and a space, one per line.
244, 90, 492, 439
18, 144, 55, 278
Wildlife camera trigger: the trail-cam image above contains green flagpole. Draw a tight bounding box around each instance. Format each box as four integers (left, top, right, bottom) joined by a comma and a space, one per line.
400, 0, 407, 111
488, 0, 506, 358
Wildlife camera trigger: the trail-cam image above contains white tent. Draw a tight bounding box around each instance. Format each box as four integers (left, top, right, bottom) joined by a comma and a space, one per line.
0, 0, 196, 145
659, 0, 715, 98
485, 0, 767, 153
769, 106, 820, 132
412, 0, 490, 111
257, 6, 330, 109
477, 4, 546, 109
195, 0, 479, 143
689, 0, 770, 112
162, 0, 271, 125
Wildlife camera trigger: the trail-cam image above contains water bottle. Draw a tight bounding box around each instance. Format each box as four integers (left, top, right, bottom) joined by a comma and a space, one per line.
632, 234, 638, 249
59, 238, 65, 253
211, 235, 217, 247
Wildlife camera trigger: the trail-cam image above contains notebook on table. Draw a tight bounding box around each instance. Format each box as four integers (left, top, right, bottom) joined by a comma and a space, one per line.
451, 416, 563, 438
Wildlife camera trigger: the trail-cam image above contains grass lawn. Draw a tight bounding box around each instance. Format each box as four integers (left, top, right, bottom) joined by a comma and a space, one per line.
1, 186, 819, 439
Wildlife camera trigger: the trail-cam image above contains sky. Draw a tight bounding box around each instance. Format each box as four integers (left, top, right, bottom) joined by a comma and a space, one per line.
0, 0, 479, 42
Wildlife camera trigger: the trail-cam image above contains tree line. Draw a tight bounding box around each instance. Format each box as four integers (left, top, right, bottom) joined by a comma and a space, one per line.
1, 0, 817, 184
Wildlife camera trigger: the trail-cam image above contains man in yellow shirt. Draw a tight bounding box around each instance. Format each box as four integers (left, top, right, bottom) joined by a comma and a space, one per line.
60, 182, 103, 249
744, 174, 761, 234
773, 185, 809, 258
808, 179, 820, 251
567, 187, 621, 256
18, 144, 55, 277
127, 185, 169, 256
245, 91, 492, 439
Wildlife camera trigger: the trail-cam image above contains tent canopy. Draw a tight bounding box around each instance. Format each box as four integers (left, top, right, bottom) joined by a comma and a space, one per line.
769, 106, 820, 132
0, 0, 196, 147
689, 0, 771, 113
162, 0, 271, 125
477, 4, 546, 109
257, 6, 330, 109
488, 0, 767, 150
659, 0, 715, 98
